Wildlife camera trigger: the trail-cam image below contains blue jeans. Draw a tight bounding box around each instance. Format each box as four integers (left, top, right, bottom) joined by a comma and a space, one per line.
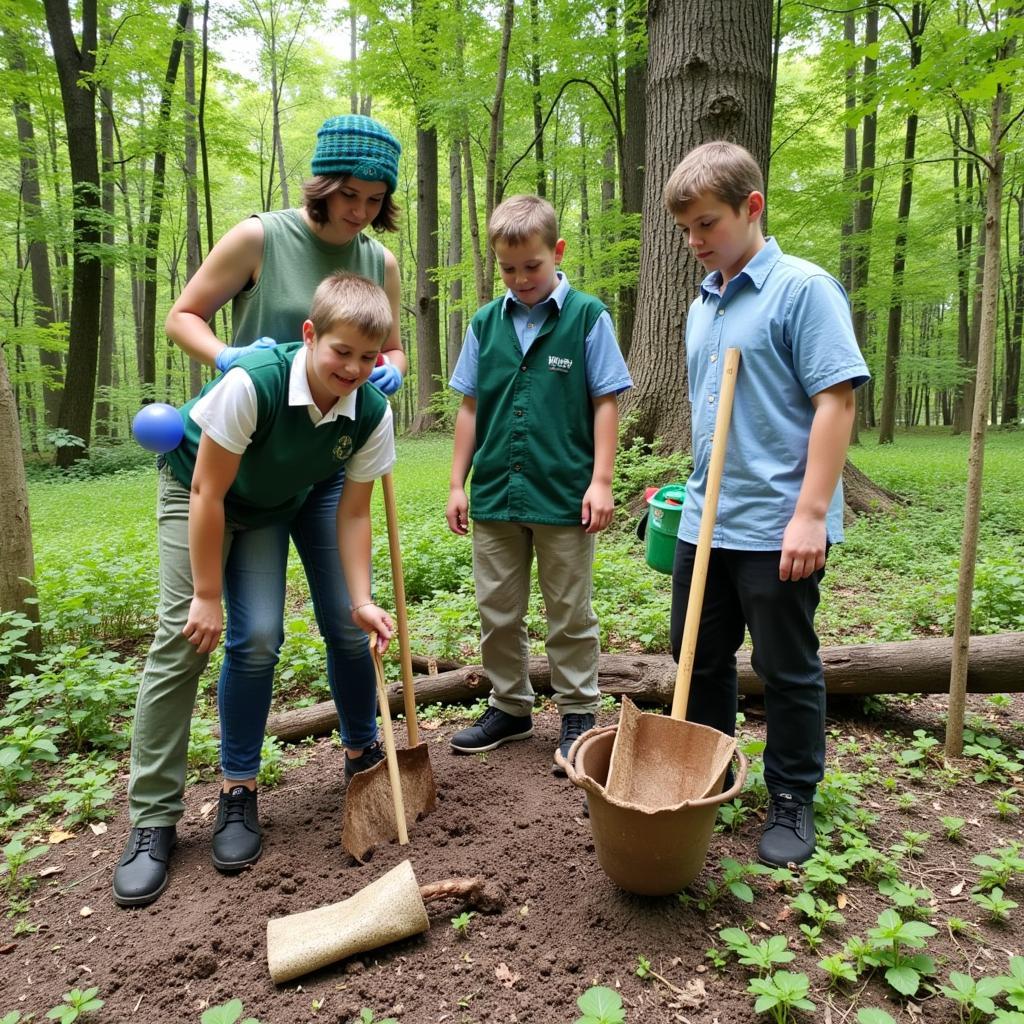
219, 471, 378, 779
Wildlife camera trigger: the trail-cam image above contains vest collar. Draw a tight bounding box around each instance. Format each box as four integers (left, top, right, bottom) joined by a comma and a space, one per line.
500, 270, 571, 318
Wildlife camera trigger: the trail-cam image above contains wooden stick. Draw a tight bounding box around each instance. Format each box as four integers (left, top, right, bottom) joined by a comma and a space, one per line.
371, 637, 408, 845
671, 348, 741, 721
382, 473, 418, 746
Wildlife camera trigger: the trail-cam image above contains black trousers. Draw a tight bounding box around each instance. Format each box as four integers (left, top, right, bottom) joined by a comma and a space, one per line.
670, 541, 826, 803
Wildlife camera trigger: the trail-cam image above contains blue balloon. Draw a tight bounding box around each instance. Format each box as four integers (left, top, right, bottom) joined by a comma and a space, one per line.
132, 403, 185, 454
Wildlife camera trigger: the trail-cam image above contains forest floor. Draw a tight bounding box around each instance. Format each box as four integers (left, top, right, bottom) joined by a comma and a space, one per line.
3, 688, 1023, 1024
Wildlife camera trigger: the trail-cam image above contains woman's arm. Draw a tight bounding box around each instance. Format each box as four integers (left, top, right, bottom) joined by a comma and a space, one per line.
380, 248, 407, 375
183, 435, 243, 653
165, 218, 266, 368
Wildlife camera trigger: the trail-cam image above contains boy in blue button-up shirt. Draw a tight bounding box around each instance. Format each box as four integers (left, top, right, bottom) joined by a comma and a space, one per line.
664, 141, 870, 867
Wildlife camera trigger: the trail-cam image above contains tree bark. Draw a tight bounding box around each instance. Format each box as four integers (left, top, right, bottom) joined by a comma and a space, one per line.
1003, 192, 1022, 425
947, 63, 1012, 757
264, 633, 1024, 742
482, 0, 514, 303
0, 341, 39, 655
877, 3, 928, 445
42, 0, 101, 466
447, 142, 464, 375
5, 31, 63, 430
183, 7, 204, 397
621, 0, 772, 450
140, 1, 191, 395
96, 80, 115, 437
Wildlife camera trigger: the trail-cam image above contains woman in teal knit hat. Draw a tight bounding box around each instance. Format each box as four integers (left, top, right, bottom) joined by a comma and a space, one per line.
127, 115, 406, 903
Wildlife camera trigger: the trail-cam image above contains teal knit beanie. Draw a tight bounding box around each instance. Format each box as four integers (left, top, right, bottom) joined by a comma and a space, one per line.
311, 115, 401, 193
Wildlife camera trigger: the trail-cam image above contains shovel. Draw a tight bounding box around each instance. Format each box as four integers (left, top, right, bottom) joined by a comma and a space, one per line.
266, 859, 497, 984
604, 347, 741, 810
341, 473, 437, 861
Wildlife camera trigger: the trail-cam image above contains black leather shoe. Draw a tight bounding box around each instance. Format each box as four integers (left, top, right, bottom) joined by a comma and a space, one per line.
344, 740, 385, 781
552, 713, 596, 776
211, 785, 262, 872
758, 793, 816, 867
112, 826, 176, 907
450, 706, 533, 754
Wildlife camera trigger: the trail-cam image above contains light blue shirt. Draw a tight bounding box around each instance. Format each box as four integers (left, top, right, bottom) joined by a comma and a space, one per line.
679, 238, 870, 550
449, 272, 633, 398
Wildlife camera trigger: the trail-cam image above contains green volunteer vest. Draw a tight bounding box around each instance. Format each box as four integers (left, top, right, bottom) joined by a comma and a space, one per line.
164, 343, 388, 528
470, 289, 606, 525
231, 209, 386, 346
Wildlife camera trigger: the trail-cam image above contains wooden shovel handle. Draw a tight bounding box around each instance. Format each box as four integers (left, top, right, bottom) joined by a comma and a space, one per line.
370, 635, 408, 845
381, 473, 418, 745
671, 348, 741, 721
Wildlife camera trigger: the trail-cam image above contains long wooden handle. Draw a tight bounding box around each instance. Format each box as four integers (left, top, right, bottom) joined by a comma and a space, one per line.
371, 636, 408, 845
671, 348, 741, 721
381, 473, 418, 745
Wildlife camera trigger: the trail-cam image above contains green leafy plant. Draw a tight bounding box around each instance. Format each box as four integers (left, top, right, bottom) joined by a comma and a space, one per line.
877, 878, 933, 919
856, 1010, 896, 1024
890, 829, 930, 859
718, 929, 795, 976
573, 985, 626, 1024
451, 910, 475, 937
45, 988, 103, 1023
971, 886, 1018, 923
996, 956, 1024, 1012
939, 971, 1006, 1024
0, 833, 49, 896
256, 735, 285, 787
864, 908, 937, 997
942, 816, 966, 841
680, 857, 771, 910
747, 971, 815, 1024
994, 789, 1020, 820
973, 845, 1024, 891
356, 1010, 398, 1024
717, 798, 752, 833
818, 952, 858, 987
199, 1001, 262, 1024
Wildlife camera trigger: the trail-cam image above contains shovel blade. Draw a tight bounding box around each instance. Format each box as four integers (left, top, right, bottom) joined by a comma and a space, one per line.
341, 743, 437, 862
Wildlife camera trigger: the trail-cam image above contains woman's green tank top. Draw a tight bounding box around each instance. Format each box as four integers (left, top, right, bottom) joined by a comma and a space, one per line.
230, 209, 386, 346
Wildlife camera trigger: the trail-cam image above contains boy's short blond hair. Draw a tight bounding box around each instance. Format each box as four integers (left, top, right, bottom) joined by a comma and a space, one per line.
309, 272, 392, 344
488, 194, 559, 249
663, 141, 764, 215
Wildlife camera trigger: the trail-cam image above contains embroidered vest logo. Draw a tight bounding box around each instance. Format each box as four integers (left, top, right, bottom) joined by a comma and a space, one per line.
332, 435, 354, 462
548, 355, 573, 373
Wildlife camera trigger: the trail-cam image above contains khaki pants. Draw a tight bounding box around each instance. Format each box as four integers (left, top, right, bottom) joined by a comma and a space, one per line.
472, 520, 600, 716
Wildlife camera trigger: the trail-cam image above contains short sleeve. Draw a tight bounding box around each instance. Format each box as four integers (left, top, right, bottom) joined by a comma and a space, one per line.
449, 323, 480, 396
584, 311, 633, 397
346, 404, 396, 482
787, 275, 870, 397
189, 369, 259, 454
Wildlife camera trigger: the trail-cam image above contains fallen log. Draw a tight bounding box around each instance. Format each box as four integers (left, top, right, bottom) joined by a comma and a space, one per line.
265, 632, 1024, 744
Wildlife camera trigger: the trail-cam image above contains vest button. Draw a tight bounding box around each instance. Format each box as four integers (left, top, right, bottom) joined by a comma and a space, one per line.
520, 364, 527, 371
514, 463, 521, 472
515, 409, 523, 417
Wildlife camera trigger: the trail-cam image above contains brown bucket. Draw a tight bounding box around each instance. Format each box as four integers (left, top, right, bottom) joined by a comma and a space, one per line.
562, 724, 748, 896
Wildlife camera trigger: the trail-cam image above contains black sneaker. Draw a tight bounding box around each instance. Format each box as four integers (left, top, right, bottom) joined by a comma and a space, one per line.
211, 785, 262, 872
112, 825, 177, 908
344, 740, 385, 781
552, 713, 596, 775
450, 706, 533, 754
757, 793, 816, 867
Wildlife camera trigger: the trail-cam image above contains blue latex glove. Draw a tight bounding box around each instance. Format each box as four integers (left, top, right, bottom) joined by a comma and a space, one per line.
215, 336, 277, 373
369, 357, 403, 396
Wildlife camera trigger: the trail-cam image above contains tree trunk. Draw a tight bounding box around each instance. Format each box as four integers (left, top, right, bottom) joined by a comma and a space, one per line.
263, 634, 1024, 742
140, 1, 191, 397
950, 109, 977, 436
0, 342, 40, 657
947, 66, 1011, 758
43, 0, 101, 467
840, 11, 859, 443
410, 121, 441, 433
529, 0, 545, 197
877, 3, 928, 445
6, 32, 63, 430
618, 0, 646, 360
1003, 192, 1022, 425
482, 0, 515, 303
851, 0, 878, 433
183, 8, 204, 397
621, 0, 772, 450
447, 142, 464, 376
96, 80, 115, 437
